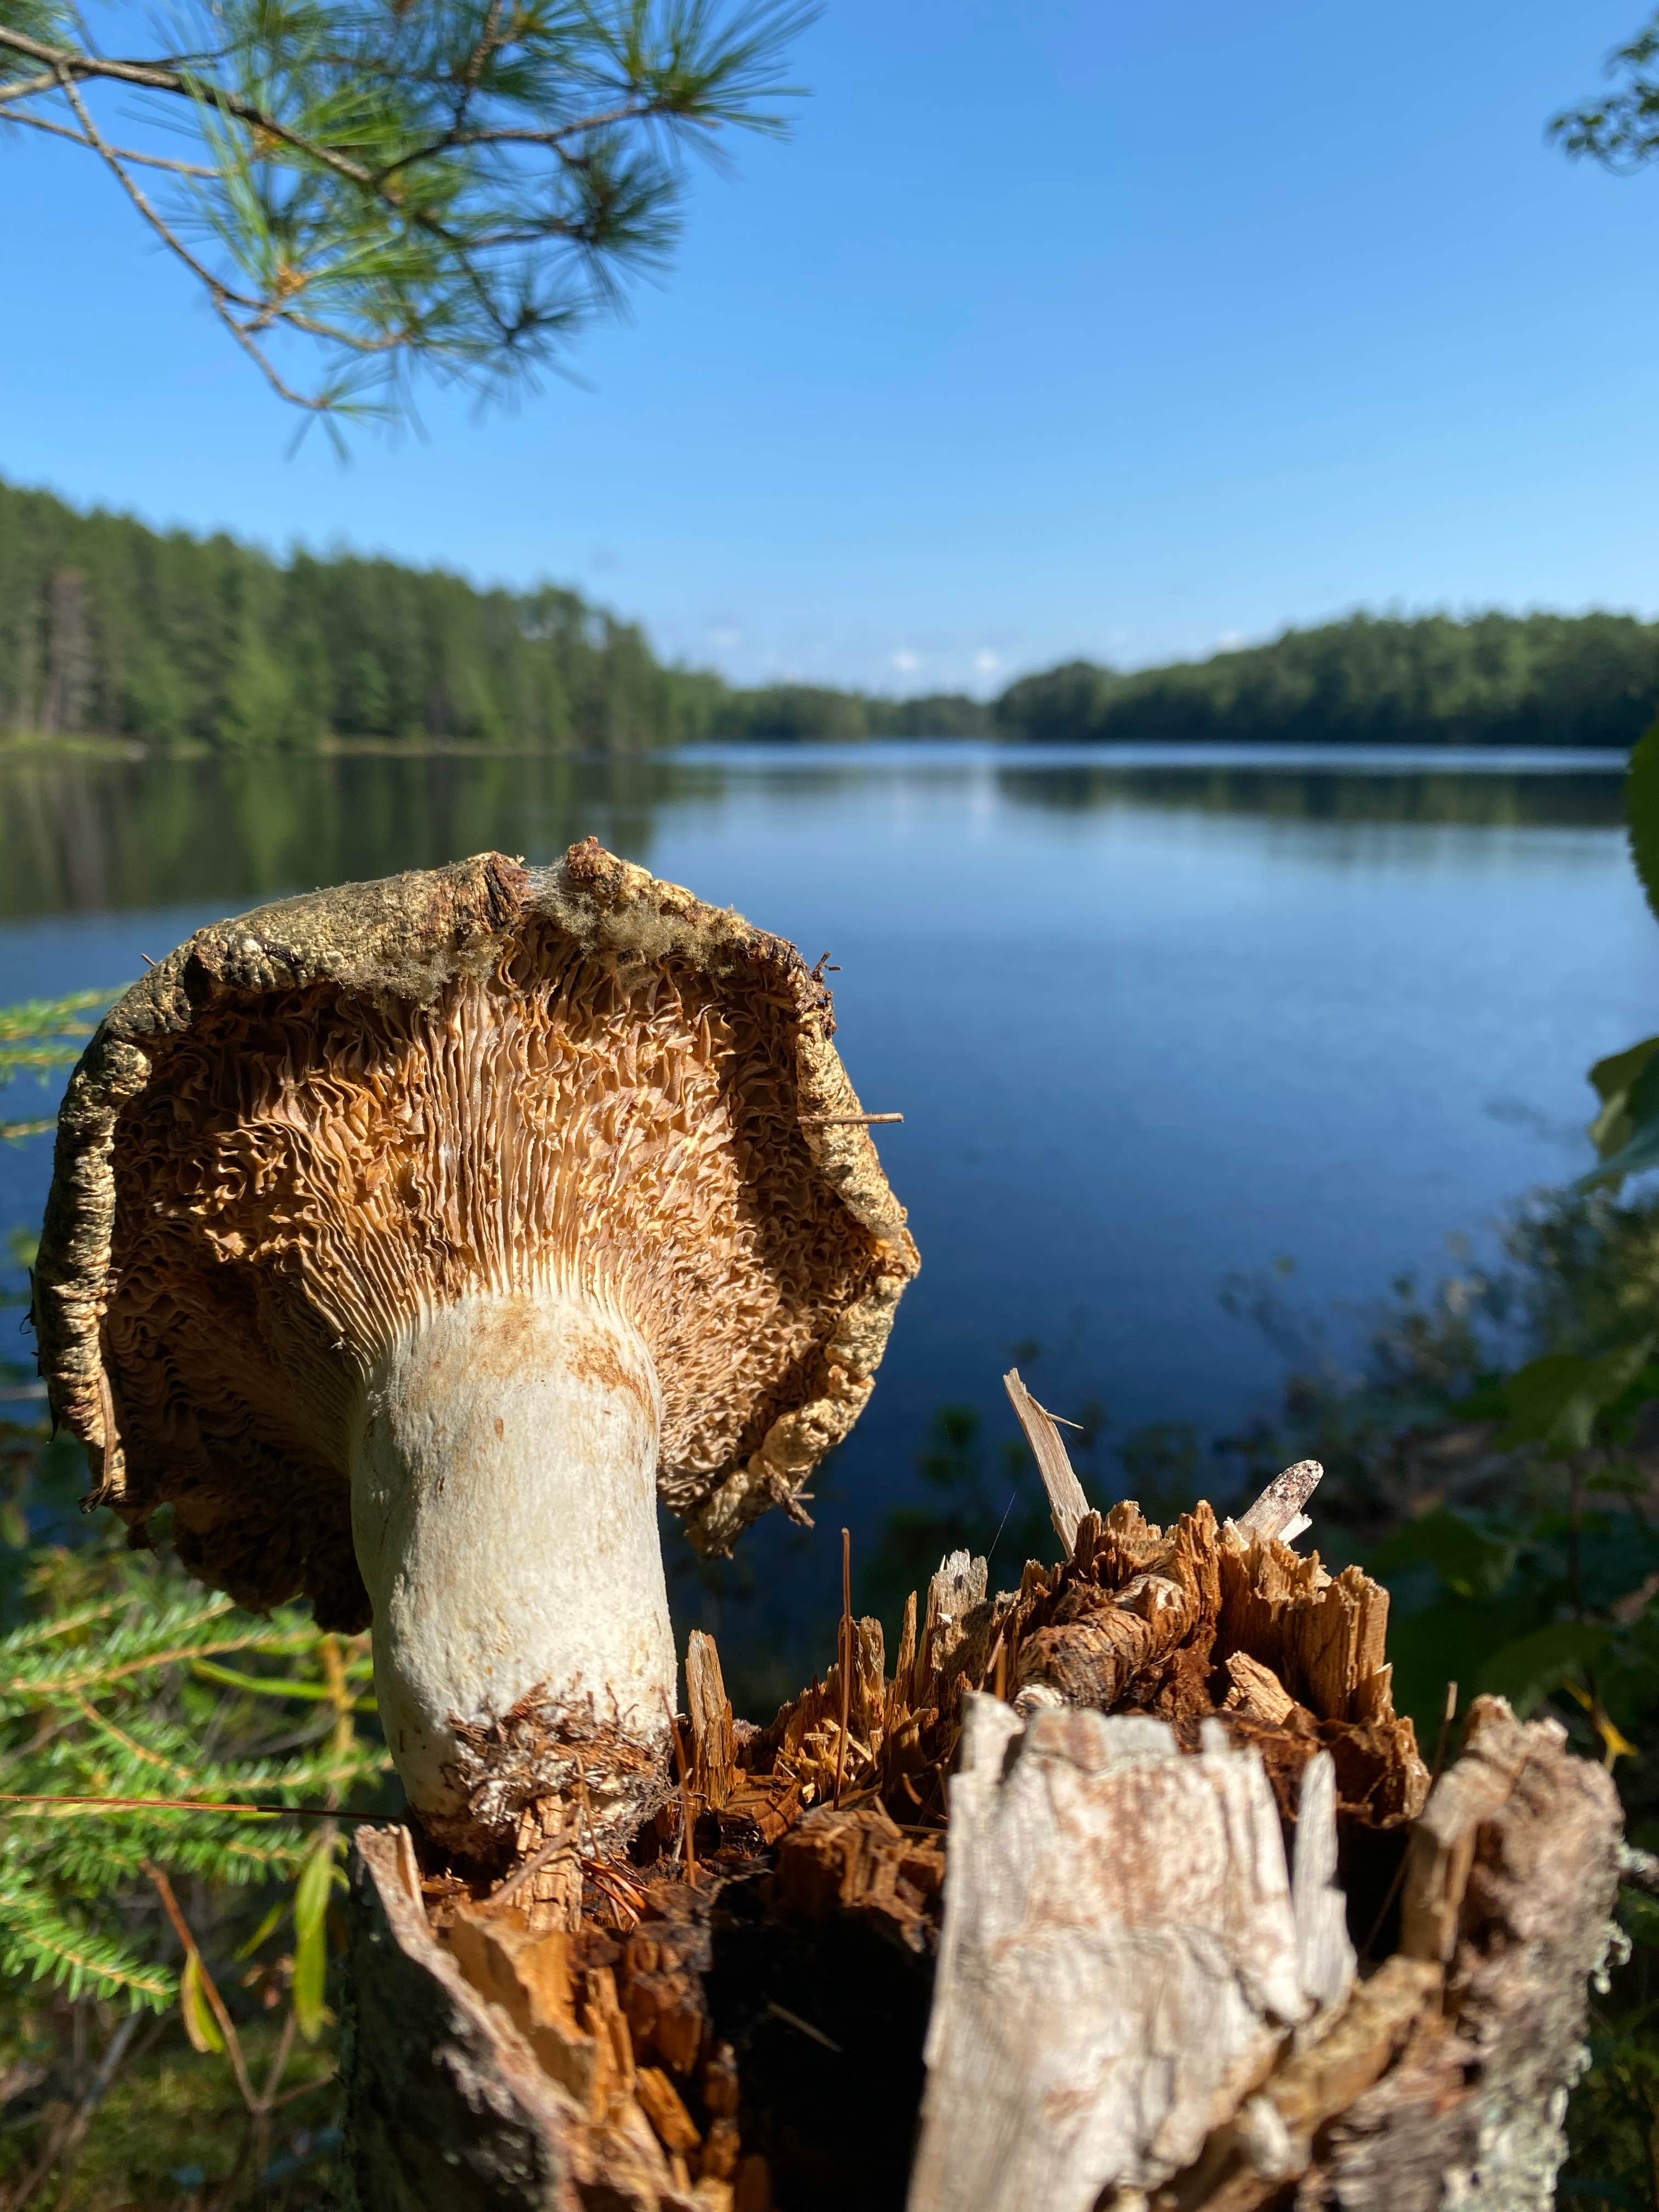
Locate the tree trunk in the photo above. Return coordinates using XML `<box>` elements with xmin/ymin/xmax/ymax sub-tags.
<box><xmin>343</xmin><ymin>1480</ymin><xmax>1623</xmax><ymax>2212</ymax></box>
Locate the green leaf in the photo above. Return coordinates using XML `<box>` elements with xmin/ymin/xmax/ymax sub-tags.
<box><xmin>1586</xmin><ymin>1462</ymin><xmax>1652</xmax><ymax>1497</ymax></box>
<box><xmin>1367</xmin><ymin>1509</ymin><xmax>1517</xmax><ymax>1601</ymax></box>
<box><xmin>291</xmin><ymin>1829</ymin><xmax>337</xmax><ymax>2042</ymax></box>
<box><xmin>1627</xmin><ymin>714</ymin><xmax>1659</xmax><ymax>926</ymax></box>
<box><xmin>234</xmin><ymin>1897</ymin><xmax>289</xmax><ymax>1962</ymax></box>
<box><xmin>1474</xmin><ymin>1619</ymin><xmax>1611</xmax><ymax>1716</ymax></box>
<box><xmin>1620</xmin><ymin>1887</ymin><xmax>1659</xmax><ymax>1951</ymax></box>
<box><xmin>1495</xmin><ymin>1342</ymin><xmax>1654</xmax><ymax>1455</ymax></box>
<box><xmin>1587</xmin><ymin>1035</ymin><xmax>1659</xmax><ymax>1158</ymax></box>
<box><xmin>1380</xmin><ymin>1593</ymin><xmax>1542</xmax><ymax>1745</ymax></box>
<box><xmin>180</xmin><ymin>1949</ymin><xmax>225</xmax><ymax>2053</ymax></box>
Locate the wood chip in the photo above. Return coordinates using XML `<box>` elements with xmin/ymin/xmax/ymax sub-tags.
<box><xmin>1003</xmin><ymin>1367</ymin><xmax>1091</xmax><ymax>1552</ymax></box>
<box><xmin>1291</xmin><ymin>1751</ymin><xmax>1356</xmax><ymax>2025</ymax></box>
<box><xmin>1234</xmin><ymin>1459</ymin><xmax>1323</xmax><ymax>1547</ymax></box>
<box><xmin>687</xmin><ymin>1631</ymin><xmax>737</xmax><ymax>1812</ymax></box>
<box><xmin>635</xmin><ymin>2064</ymin><xmax>702</xmax><ymax>2154</ymax></box>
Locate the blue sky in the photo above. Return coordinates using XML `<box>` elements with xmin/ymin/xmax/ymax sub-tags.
<box><xmin>3</xmin><ymin>0</ymin><xmax>1656</xmax><ymax>693</ymax></box>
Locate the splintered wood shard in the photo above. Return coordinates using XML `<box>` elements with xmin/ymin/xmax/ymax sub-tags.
<box><xmin>1235</xmin><ymin>1457</ymin><xmax>1323</xmax><ymax>1547</ymax></box>
<box><xmin>685</xmin><ymin>1629</ymin><xmax>736</xmax><ymax>1812</ymax></box>
<box><xmin>914</xmin><ymin>1549</ymin><xmax>988</xmax><ymax>1707</ymax></box>
<box><xmin>1003</xmin><ymin>1367</ymin><xmax>1091</xmax><ymax>1550</ymax></box>
<box><xmin>1291</xmin><ymin>1750</ymin><xmax>1356</xmax><ymax>2027</ymax></box>
<box><xmin>907</xmin><ymin>1696</ymin><xmax>1307</xmax><ymax>2212</ymax></box>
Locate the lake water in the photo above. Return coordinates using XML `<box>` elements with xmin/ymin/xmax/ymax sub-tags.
<box><xmin>2</xmin><ymin>742</ymin><xmax>1653</xmax><ymax>1685</ymax></box>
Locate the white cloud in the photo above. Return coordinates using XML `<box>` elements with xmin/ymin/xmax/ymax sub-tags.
<box><xmin>890</xmin><ymin>647</ymin><xmax>923</xmax><ymax>675</ymax></box>
<box><xmin>973</xmin><ymin>649</ymin><xmax>1002</xmax><ymax>677</ymax></box>
<box><xmin>1215</xmin><ymin>630</ymin><xmax>1245</xmax><ymax>651</ymax></box>
<box><xmin>708</xmin><ymin>627</ymin><xmax>742</xmax><ymax>650</ymax></box>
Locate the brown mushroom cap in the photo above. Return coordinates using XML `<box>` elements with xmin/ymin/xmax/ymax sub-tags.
<box><xmin>34</xmin><ymin>841</ymin><xmax>918</xmax><ymax>1630</ymax></box>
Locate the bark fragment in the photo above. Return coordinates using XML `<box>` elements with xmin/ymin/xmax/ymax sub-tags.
<box><xmin>907</xmin><ymin>1700</ymin><xmax>1307</xmax><ymax>2212</ymax></box>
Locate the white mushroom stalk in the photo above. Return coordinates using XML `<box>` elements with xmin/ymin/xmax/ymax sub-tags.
<box><xmin>33</xmin><ymin>845</ymin><xmax>919</xmax><ymax>1866</ymax></box>
<box><xmin>352</xmin><ymin>1289</ymin><xmax>674</xmax><ymax>1852</ymax></box>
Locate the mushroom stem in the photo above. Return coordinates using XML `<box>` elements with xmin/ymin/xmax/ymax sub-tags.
<box><xmin>348</xmin><ymin>1289</ymin><xmax>674</xmax><ymax>1861</ymax></box>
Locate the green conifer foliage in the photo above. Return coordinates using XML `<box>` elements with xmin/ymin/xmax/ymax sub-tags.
<box><xmin>0</xmin><ymin>0</ymin><xmax>811</xmax><ymax>426</ymax></box>
<box><xmin>0</xmin><ymin>1015</ymin><xmax>392</xmax><ymax>2200</ymax></box>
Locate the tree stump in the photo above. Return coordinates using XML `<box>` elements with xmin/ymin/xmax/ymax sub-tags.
<box><xmin>343</xmin><ymin>1487</ymin><xmax>1623</xmax><ymax>2211</ymax></box>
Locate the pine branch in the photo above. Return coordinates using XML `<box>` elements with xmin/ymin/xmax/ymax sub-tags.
<box><xmin>0</xmin><ymin>1603</ymin><xmax>326</xmax><ymax>1703</ymax></box>
<box><xmin>0</xmin><ymin>988</ymin><xmax>119</xmax><ymax>1081</ymax></box>
<box><xmin>1551</xmin><ymin>15</ymin><xmax>1659</xmax><ymax>173</ymax></box>
<box><xmin>0</xmin><ymin>0</ymin><xmax>816</xmax><ymax>421</ymax></box>
<box><xmin>0</xmin><ymin>1874</ymin><xmax>176</xmax><ymax>2008</ymax></box>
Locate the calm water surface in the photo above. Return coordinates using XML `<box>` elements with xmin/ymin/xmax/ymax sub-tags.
<box><xmin>2</xmin><ymin>742</ymin><xmax>1652</xmax><ymax>1673</ymax></box>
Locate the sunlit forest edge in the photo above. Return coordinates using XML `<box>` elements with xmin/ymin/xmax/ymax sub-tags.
<box><xmin>5</xmin><ymin>477</ymin><xmax>1658</xmax><ymax>754</ymax></box>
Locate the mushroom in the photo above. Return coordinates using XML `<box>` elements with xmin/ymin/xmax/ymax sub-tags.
<box><xmin>33</xmin><ymin>842</ymin><xmax>917</xmax><ymax>1860</ymax></box>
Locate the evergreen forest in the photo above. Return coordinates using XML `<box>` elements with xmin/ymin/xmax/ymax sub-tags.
<box><xmin>4</xmin><ymin>476</ymin><xmax>1658</xmax><ymax>751</ymax></box>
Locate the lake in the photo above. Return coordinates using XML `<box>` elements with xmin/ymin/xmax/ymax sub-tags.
<box><xmin>2</xmin><ymin>741</ymin><xmax>1652</xmax><ymax>1688</ymax></box>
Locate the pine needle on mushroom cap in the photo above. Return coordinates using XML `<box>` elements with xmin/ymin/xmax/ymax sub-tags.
<box><xmin>33</xmin><ymin>840</ymin><xmax>919</xmax><ymax>1635</ymax></box>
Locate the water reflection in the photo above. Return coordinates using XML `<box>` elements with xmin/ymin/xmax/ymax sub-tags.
<box><xmin>0</xmin><ymin>743</ymin><xmax>1628</xmax><ymax>917</ymax></box>
<box><xmin>994</xmin><ymin>763</ymin><xmax>1626</xmax><ymax>828</ymax></box>
<box><xmin>0</xmin><ymin>751</ymin><xmax>721</xmax><ymax>918</ymax></box>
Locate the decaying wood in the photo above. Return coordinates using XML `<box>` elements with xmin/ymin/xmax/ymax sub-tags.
<box><xmin>345</xmin><ymin>1828</ymin><xmax>693</xmax><ymax>2212</ymax></box>
<box><xmin>1234</xmin><ymin>1457</ymin><xmax>1323</xmax><ymax>1547</ymax></box>
<box><xmin>345</xmin><ymin>1465</ymin><xmax>1625</xmax><ymax>2212</ymax></box>
<box><xmin>1290</xmin><ymin>1751</ymin><xmax>1357</xmax><ymax>2028</ymax></box>
<box><xmin>907</xmin><ymin>1698</ymin><xmax>1310</xmax><ymax>2212</ymax></box>
<box><xmin>685</xmin><ymin>1633</ymin><xmax>737</xmax><ymax>1813</ymax></box>
<box><xmin>1314</xmin><ymin>1696</ymin><xmax>1624</xmax><ymax>2212</ymax></box>
<box><xmin>1002</xmin><ymin>1367</ymin><xmax>1091</xmax><ymax>1550</ymax></box>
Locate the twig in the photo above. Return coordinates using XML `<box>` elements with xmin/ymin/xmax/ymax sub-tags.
<box><xmin>5</xmin><ymin>2009</ymin><xmax>149</xmax><ymax>2212</ymax></box>
<box><xmin>764</xmin><ymin>2000</ymin><xmax>842</xmax><ymax>2054</ymax></box>
<box><xmin>0</xmin><ymin>1791</ymin><xmax>366</xmax><ymax>1820</ymax></box>
<box><xmin>144</xmin><ymin>1862</ymin><xmax>257</xmax><ymax>2109</ymax></box>
<box><xmin>0</xmin><ymin>26</ymin><xmax>382</xmax><ymax>189</ymax></box>
<box><xmin>833</xmin><ymin>1528</ymin><xmax>855</xmax><ymax>1809</ymax></box>
<box><xmin>269</xmin><ymin>2066</ymin><xmax>337</xmax><ymax>2110</ymax></box>
<box><xmin>1</xmin><ymin>106</ymin><xmax>216</xmax><ymax>172</ymax></box>
<box><xmin>71</xmin><ymin>1691</ymin><xmax>198</xmax><ymax>1785</ymax></box>
<box><xmin>669</xmin><ymin>1716</ymin><xmax>697</xmax><ymax>1888</ymax></box>
<box><xmin>799</xmin><ymin>1111</ymin><xmax>904</xmax><ymax>1126</ymax></box>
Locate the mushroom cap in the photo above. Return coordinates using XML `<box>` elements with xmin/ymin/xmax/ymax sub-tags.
<box><xmin>34</xmin><ymin>842</ymin><xmax>918</xmax><ymax>1630</ymax></box>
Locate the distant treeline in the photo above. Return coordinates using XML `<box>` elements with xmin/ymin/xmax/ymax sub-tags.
<box><xmin>994</xmin><ymin>613</ymin><xmax>1659</xmax><ymax>750</ymax></box>
<box><xmin>2</xmin><ymin>478</ymin><xmax>1654</xmax><ymax>750</ymax></box>
<box><xmin>0</xmin><ymin>478</ymin><xmax>988</xmax><ymax>751</ymax></box>
<box><xmin>0</xmin><ymin>478</ymin><xmax>724</xmax><ymax>751</ymax></box>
